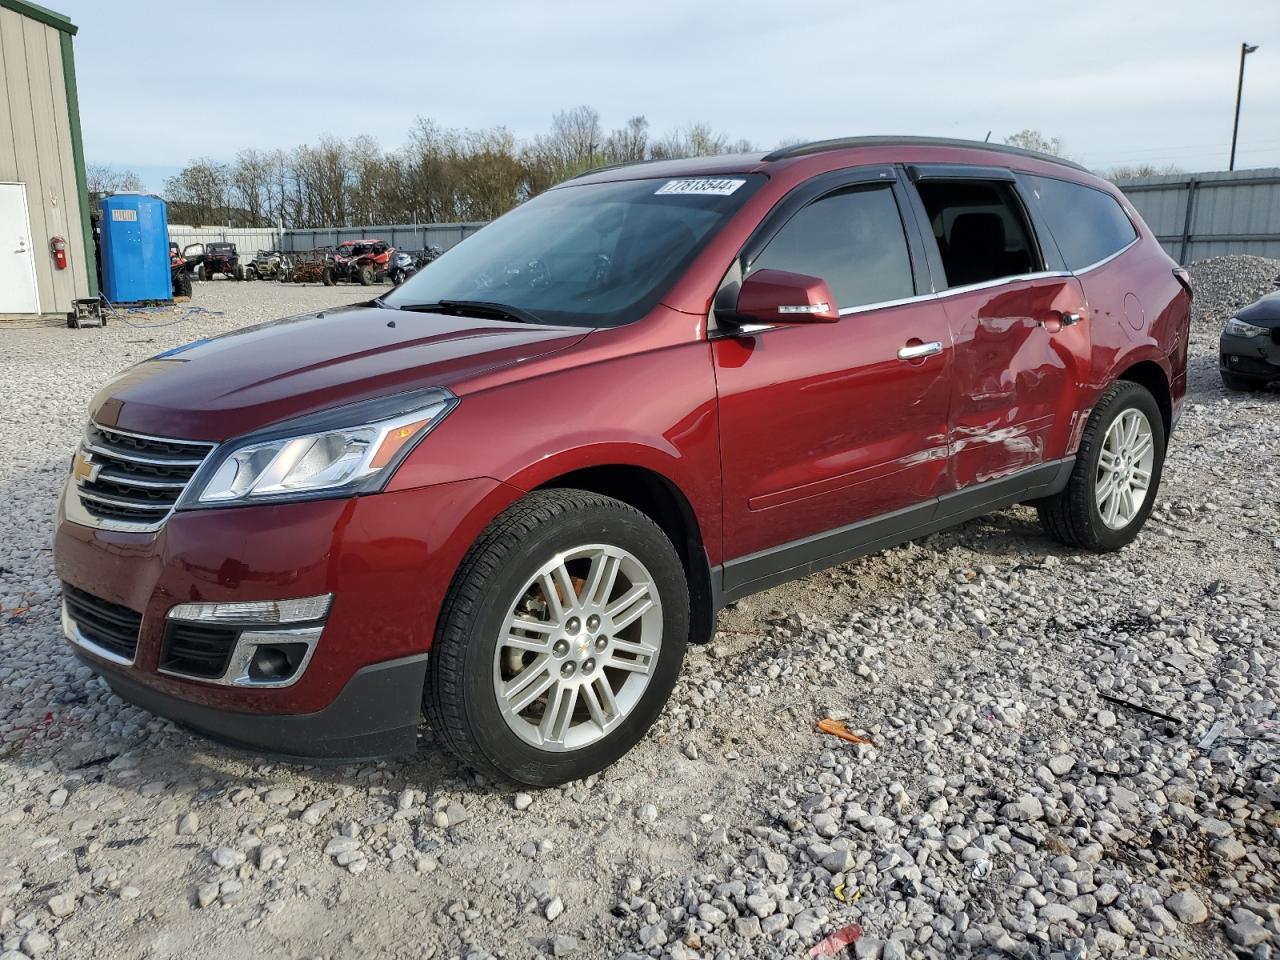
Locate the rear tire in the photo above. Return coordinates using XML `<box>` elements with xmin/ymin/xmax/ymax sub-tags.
<box><xmin>428</xmin><ymin>489</ymin><xmax>690</xmax><ymax>787</ymax></box>
<box><xmin>322</xmin><ymin>268</ymin><xmax>334</xmax><ymax>286</ymax></box>
<box><xmin>1221</xmin><ymin>370</ymin><xmax>1266</xmax><ymax>392</ymax></box>
<box><xmin>358</xmin><ymin>264</ymin><xmax>374</xmax><ymax>286</ymax></box>
<box><xmin>1037</xmin><ymin>380</ymin><xmax>1165</xmax><ymax>552</ymax></box>
<box><xmin>172</xmin><ymin>270</ymin><xmax>192</xmax><ymax>299</ymax></box>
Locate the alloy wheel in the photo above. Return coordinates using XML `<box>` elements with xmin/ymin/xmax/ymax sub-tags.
<box><xmin>493</xmin><ymin>544</ymin><xmax>663</xmax><ymax>752</ymax></box>
<box><xmin>1095</xmin><ymin>408</ymin><xmax>1155</xmax><ymax>529</ymax></box>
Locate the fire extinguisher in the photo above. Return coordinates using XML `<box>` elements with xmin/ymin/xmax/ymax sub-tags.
<box><xmin>50</xmin><ymin>236</ymin><xmax>68</xmax><ymax>270</ymax></box>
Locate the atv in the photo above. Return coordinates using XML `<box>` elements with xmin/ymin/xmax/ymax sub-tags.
<box><xmin>324</xmin><ymin>239</ymin><xmax>394</xmax><ymax>286</ymax></box>
<box><xmin>250</xmin><ymin>249</ymin><xmax>292</xmax><ymax>282</ymax></box>
<box><xmin>388</xmin><ymin>245</ymin><xmax>443</xmax><ymax>285</ymax></box>
<box><xmin>169</xmin><ymin>243</ymin><xmax>193</xmax><ymax>299</ymax></box>
<box><xmin>203</xmin><ymin>241</ymin><xmax>245</xmax><ymax>280</ymax></box>
<box><xmin>180</xmin><ymin>242</ymin><xmax>208</xmax><ymax>281</ymax></box>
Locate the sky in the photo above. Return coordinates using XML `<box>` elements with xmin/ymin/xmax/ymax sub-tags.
<box><xmin>56</xmin><ymin>0</ymin><xmax>1280</xmax><ymax>193</ymax></box>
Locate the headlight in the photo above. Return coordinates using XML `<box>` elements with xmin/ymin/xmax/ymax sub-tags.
<box><xmin>1224</xmin><ymin>317</ymin><xmax>1268</xmax><ymax>338</ymax></box>
<box><xmin>188</xmin><ymin>388</ymin><xmax>456</xmax><ymax>507</ymax></box>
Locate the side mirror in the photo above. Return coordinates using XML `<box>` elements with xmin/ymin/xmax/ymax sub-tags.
<box><xmin>735</xmin><ymin>268</ymin><xmax>840</xmax><ymax>324</ymax></box>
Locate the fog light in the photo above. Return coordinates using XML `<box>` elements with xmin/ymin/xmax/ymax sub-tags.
<box><xmin>248</xmin><ymin>643</ymin><xmax>310</xmax><ymax>682</ymax></box>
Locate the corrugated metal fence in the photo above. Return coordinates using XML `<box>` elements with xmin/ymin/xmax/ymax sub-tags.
<box><xmin>168</xmin><ymin>223</ymin><xmax>488</xmax><ymax>256</ymax></box>
<box><xmin>280</xmin><ymin>223</ymin><xmax>487</xmax><ymax>253</ymax></box>
<box><xmin>169</xmin><ymin>225</ymin><xmax>281</xmax><ymax>254</ymax></box>
<box><xmin>1114</xmin><ymin>168</ymin><xmax>1280</xmax><ymax>263</ymax></box>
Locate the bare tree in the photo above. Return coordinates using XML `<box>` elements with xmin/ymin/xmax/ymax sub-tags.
<box><xmin>1104</xmin><ymin>163</ymin><xmax>1183</xmax><ymax>182</ymax></box>
<box><xmin>164</xmin><ymin>159</ymin><xmax>230</xmax><ymax>225</ymax></box>
<box><xmin>159</xmin><ymin>107</ymin><xmax>760</xmax><ymax>231</ymax></box>
<box><xmin>86</xmin><ymin>163</ymin><xmax>144</xmax><ymax>196</ymax></box>
<box><xmin>1003</xmin><ymin>129</ymin><xmax>1066</xmax><ymax>157</ymax></box>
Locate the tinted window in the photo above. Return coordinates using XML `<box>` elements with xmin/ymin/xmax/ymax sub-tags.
<box><xmin>915</xmin><ymin>180</ymin><xmax>1041</xmax><ymax>288</ymax></box>
<box><xmin>385</xmin><ymin>175</ymin><xmax>765</xmax><ymax>327</ymax></box>
<box><xmin>747</xmin><ymin>186</ymin><xmax>914</xmax><ymax>310</ymax></box>
<box><xmin>1027</xmin><ymin>175</ymin><xmax>1137</xmax><ymax>270</ymax></box>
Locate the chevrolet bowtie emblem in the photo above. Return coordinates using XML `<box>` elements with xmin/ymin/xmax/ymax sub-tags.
<box><xmin>72</xmin><ymin>451</ymin><xmax>101</xmax><ymax>485</ymax></box>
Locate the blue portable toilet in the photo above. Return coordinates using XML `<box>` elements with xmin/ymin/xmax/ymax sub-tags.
<box><xmin>99</xmin><ymin>194</ymin><xmax>171</xmax><ymax>303</ymax></box>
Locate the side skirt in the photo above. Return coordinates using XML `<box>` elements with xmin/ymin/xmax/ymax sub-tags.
<box><xmin>716</xmin><ymin>458</ymin><xmax>1073</xmax><ymax>605</ymax></box>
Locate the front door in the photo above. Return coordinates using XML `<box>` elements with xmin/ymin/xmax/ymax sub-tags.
<box><xmin>0</xmin><ymin>183</ymin><xmax>40</xmax><ymax>314</ymax></box>
<box><xmin>713</xmin><ymin>177</ymin><xmax>952</xmax><ymax>592</ymax></box>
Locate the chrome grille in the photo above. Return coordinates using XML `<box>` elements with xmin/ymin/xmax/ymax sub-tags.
<box><xmin>75</xmin><ymin>424</ymin><xmax>214</xmax><ymax>529</ymax></box>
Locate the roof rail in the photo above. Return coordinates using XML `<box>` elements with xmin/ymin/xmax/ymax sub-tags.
<box><xmin>762</xmin><ymin>136</ymin><xmax>1090</xmax><ymax>173</ymax></box>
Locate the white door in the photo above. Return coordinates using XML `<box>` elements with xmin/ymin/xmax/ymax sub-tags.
<box><xmin>0</xmin><ymin>183</ymin><xmax>40</xmax><ymax>314</ymax></box>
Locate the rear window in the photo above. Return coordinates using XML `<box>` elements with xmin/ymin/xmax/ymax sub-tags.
<box><xmin>1026</xmin><ymin>175</ymin><xmax>1137</xmax><ymax>271</ymax></box>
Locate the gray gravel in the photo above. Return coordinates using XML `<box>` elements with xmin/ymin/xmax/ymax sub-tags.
<box><xmin>1</xmin><ymin>266</ymin><xmax>1277</xmax><ymax>960</ymax></box>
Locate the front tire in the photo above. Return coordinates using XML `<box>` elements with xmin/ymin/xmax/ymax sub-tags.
<box><xmin>1038</xmin><ymin>381</ymin><xmax>1166</xmax><ymax>552</ymax></box>
<box><xmin>428</xmin><ymin>489</ymin><xmax>689</xmax><ymax>786</ymax></box>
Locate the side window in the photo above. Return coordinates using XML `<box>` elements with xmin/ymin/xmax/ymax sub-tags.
<box><xmin>1027</xmin><ymin>175</ymin><xmax>1137</xmax><ymax>270</ymax></box>
<box><xmin>747</xmin><ymin>185</ymin><xmax>914</xmax><ymax>311</ymax></box>
<box><xmin>914</xmin><ymin>179</ymin><xmax>1042</xmax><ymax>288</ymax></box>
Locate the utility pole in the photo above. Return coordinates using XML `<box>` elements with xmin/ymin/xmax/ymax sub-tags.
<box><xmin>1229</xmin><ymin>42</ymin><xmax>1259</xmax><ymax>171</ymax></box>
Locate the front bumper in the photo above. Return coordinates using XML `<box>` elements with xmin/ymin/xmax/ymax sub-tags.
<box><xmin>54</xmin><ymin>474</ymin><xmax>520</xmax><ymax>758</ymax></box>
<box><xmin>84</xmin><ymin>649</ymin><xmax>429</xmax><ymax>761</ymax></box>
<box><xmin>1220</xmin><ymin>332</ymin><xmax>1280</xmax><ymax>382</ymax></box>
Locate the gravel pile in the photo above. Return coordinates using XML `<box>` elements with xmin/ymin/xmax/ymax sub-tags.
<box><xmin>1187</xmin><ymin>255</ymin><xmax>1280</xmax><ymax>328</ymax></box>
<box><xmin>0</xmin><ymin>267</ymin><xmax>1277</xmax><ymax>960</ymax></box>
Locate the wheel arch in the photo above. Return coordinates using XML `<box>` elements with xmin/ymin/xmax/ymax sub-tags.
<box><xmin>1116</xmin><ymin>358</ymin><xmax>1172</xmax><ymax>440</ymax></box>
<box><xmin>532</xmin><ymin>463</ymin><xmax>717</xmax><ymax>645</ymax></box>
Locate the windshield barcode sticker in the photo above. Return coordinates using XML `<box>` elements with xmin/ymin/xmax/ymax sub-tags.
<box><xmin>655</xmin><ymin>178</ymin><xmax>746</xmax><ymax>196</ymax></box>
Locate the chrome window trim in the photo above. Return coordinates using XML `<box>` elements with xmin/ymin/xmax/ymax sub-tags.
<box><xmin>157</xmin><ymin>624</ymin><xmax>323</xmax><ymax>688</ymax></box>
<box><xmin>834</xmin><ymin>270</ymin><xmax>1075</xmax><ymax>317</ymax></box>
<box><xmin>1071</xmin><ymin>235</ymin><xmax>1140</xmax><ymax>276</ymax></box>
<box><xmin>62</xmin><ymin>601</ymin><xmax>136</xmax><ymax>667</ymax></box>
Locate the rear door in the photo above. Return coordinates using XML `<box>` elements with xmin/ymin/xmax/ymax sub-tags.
<box><xmin>904</xmin><ymin>166</ymin><xmax>1091</xmax><ymax>487</ymax></box>
<box><xmin>713</xmin><ymin>168</ymin><xmax>953</xmax><ymax>586</ymax></box>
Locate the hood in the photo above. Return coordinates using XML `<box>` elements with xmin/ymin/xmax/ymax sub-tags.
<box><xmin>1235</xmin><ymin>290</ymin><xmax>1280</xmax><ymax>327</ymax></box>
<box><xmin>93</xmin><ymin>304</ymin><xmax>590</xmax><ymax>441</ymax></box>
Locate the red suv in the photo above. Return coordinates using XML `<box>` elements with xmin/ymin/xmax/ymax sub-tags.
<box><xmin>55</xmin><ymin>138</ymin><xmax>1190</xmax><ymax>786</ymax></box>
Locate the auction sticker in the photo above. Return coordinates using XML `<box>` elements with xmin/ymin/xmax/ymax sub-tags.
<box><xmin>654</xmin><ymin>178</ymin><xmax>746</xmax><ymax>196</ymax></box>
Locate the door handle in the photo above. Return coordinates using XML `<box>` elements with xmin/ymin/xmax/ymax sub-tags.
<box><xmin>898</xmin><ymin>340</ymin><xmax>942</xmax><ymax>361</ymax></box>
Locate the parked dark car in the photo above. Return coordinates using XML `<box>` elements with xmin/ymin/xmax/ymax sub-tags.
<box><xmin>1220</xmin><ymin>291</ymin><xmax>1280</xmax><ymax>390</ymax></box>
<box><xmin>54</xmin><ymin>137</ymin><xmax>1189</xmax><ymax>786</ymax></box>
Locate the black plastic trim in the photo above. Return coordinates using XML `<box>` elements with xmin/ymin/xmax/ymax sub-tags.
<box><xmin>84</xmin><ymin>653</ymin><xmax>430</xmax><ymax>762</ymax></box>
<box><xmin>907</xmin><ymin>163</ymin><xmax>1017</xmax><ymax>182</ymax></box>
<box><xmin>719</xmin><ymin>459</ymin><xmax>1074</xmax><ymax>603</ymax></box>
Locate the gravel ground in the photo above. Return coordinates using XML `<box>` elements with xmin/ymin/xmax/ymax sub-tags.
<box><xmin>1</xmin><ymin>263</ymin><xmax>1278</xmax><ymax>960</ymax></box>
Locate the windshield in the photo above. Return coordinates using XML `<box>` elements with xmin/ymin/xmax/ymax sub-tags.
<box><xmin>383</xmin><ymin>174</ymin><xmax>765</xmax><ymax>327</ymax></box>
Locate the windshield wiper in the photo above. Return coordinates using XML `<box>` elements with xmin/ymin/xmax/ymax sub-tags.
<box><xmin>396</xmin><ymin>299</ymin><xmax>543</xmax><ymax>325</ymax></box>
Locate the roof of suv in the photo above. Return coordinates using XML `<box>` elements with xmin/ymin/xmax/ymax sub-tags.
<box><xmin>567</xmin><ymin>136</ymin><xmax>1091</xmax><ymax>187</ymax></box>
